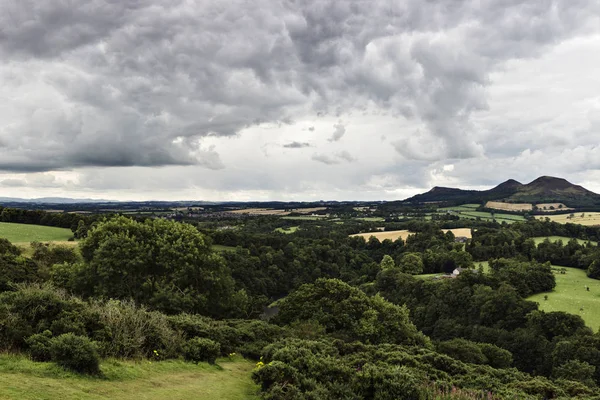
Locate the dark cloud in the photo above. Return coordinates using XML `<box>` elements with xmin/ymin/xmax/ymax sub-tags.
<box><xmin>336</xmin><ymin>151</ymin><xmax>356</xmax><ymax>162</ymax></box>
<box><xmin>0</xmin><ymin>0</ymin><xmax>598</xmax><ymax>174</ymax></box>
<box><xmin>283</xmin><ymin>141</ymin><xmax>311</xmax><ymax>148</ymax></box>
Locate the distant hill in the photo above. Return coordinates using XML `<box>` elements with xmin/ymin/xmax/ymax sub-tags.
<box><xmin>404</xmin><ymin>176</ymin><xmax>600</xmax><ymax>208</ymax></box>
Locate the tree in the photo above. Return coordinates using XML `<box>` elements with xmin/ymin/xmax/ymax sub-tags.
<box><xmin>380</xmin><ymin>255</ymin><xmax>395</xmax><ymax>271</ymax></box>
<box><xmin>396</xmin><ymin>253</ymin><xmax>424</xmax><ymax>275</ymax></box>
<box><xmin>79</xmin><ymin>216</ymin><xmax>236</xmax><ymax>316</ymax></box>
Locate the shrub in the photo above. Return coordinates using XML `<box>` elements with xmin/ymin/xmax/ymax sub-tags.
<box><xmin>25</xmin><ymin>330</ymin><xmax>53</xmax><ymax>361</ymax></box>
<box><xmin>184</xmin><ymin>337</ymin><xmax>220</xmax><ymax>364</ymax></box>
<box><xmin>49</xmin><ymin>333</ymin><xmax>100</xmax><ymax>374</ymax></box>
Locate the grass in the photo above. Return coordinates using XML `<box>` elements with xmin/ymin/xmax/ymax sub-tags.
<box><xmin>532</xmin><ymin>236</ymin><xmax>598</xmax><ymax>246</ymax></box>
<box><xmin>212</xmin><ymin>245</ymin><xmax>237</xmax><ymax>252</ymax></box>
<box><xmin>537</xmin><ymin>212</ymin><xmax>600</xmax><ymax>226</ymax></box>
<box><xmin>281</xmin><ymin>216</ymin><xmax>324</xmax><ymax>220</ymax></box>
<box><xmin>0</xmin><ymin>222</ymin><xmax>73</xmax><ymax>243</ymax></box>
<box><xmin>528</xmin><ymin>266</ymin><xmax>600</xmax><ymax>332</ymax></box>
<box><xmin>438</xmin><ymin>204</ymin><xmax>480</xmax><ymax>211</ymax></box>
<box><xmin>0</xmin><ymin>354</ymin><xmax>258</xmax><ymax>400</ymax></box>
<box><xmin>274</xmin><ymin>226</ymin><xmax>299</xmax><ymax>234</ymax></box>
<box><xmin>355</xmin><ymin>217</ymin><xmax>385</xmax><ymax>222</ymax></box>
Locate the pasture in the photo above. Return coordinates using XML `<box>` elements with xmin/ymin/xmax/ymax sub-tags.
<box><xmin>532</xmin><ymin>236</ymin><xmax>598</xmax><ymax>247</ymax></box>
<box><xmin>212</xmin><ymin>244</ymin><xmax>237</xmax><ymax>252</ymax></box>
<box><xmin>537</xmin><ymin>212</ymin><xmax>600</xmax><ymax>226</ymax></box>
<box><xmin>528</xmin><ymin>266</ymin><xmax>600</xmax><ymax>332</ymax></box>
<box><xmin>350</xmin><ymin>228</ymin><xmax>472</xmax><ymax>242</ymax></box>
<box><xmin>227</xmin><ymin>207</ymin><xmax>327</xmax><ymax>216</ymax></box>
<box><xmin>438</xmin><ymin>204</ymin><xmax>480</xmax><ymax>212</ymax></box>
<box><xmin>274</xmin><ymin>226</ymin><xmax>300</xmax><ymax>234</ymax></box>
<box><xmin>0</xmin><ymin>222</ymin><xmax>73</xmax><ymax>243</ymax></box>
<box><xmin>0</xmin><ymin>355</ymin><xmax>258</xmax><ymax>400</ymax></box>
<box><xmin>458</xmin><ymin>211</ymin><xmax>526</xmax><ymax>223</ymax></box>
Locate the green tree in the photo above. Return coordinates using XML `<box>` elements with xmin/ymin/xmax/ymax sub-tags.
<box><xmin>79</xmin><ymin>217</ymin><xmax>236</xmax><ymax>316</ymax></box>
<box><xmin>380</xmin><ymin>255</ymin><xmax>395</xmax><ymax>271</ymax></box>
<box><xmin>396</xmin><ymin>252</ymin><xmax>424</xmax><ymax>275</ymax></box>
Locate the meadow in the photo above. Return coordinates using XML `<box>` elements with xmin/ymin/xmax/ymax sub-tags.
<box><xmin>274</xmin><ymin>226</ymin><xmax>300</xmax><ymax>234</ymax></box>
<box><xmin>532</xmin><ymin>236</ymin><xmax>598</xmax><ymax>246</ymax></box>
<box><xmin>0</xmin><ymin>222</ymin><xmax>73</xmax><ymax>243</ymax></box>
<box><xmin>0</xmin><ymin>355</ymin><xmax>258</xmax><ymax>400</ymax></box>
<box><xmin>528</xmin><ymin>266</ymin><xmax>600</xmax><ymax>331</ymax></box>
<box><xmin>537</xmin><ymin>212</ymin><xmax>600</xmax><ymax>226</ymax></box>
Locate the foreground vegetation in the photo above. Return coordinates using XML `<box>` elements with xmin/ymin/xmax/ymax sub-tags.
<box><xmin>0</xmin><ymin>354</ymin><xmax>258</xmax><ymax>400</ymax></box>
<box><xmin>2</xmin><ymin>206</ymin><xmax>600</xmax><ymax>398</ymax></box>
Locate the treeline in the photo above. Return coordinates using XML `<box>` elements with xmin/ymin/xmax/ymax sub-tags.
<box><xmin>0</xmin><ymin>206</ymin><xmax>97</xmax><ymax>233</ymax></box>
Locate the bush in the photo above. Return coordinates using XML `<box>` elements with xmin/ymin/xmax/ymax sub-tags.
<box><xmin>49</xmin><ymin>333</ymin><xmax>100</xmax><ymax>374</ymax></box>
<box><xmin>25</xmin><ymin>330</ymin><xmax>53</xmax><ymax>361</ymax></box>
<box><xmin>184</xmin><ymin>337</ymin><xmax>220</xmax><ymax>364</ymax></box>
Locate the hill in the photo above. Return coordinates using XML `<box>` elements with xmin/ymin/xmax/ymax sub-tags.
<box><xmin>404</xmin><ymin>176</ymin><xmax>600</xmax><ymax>208</ymax></box>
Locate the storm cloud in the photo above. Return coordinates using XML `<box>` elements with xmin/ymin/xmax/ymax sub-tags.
<box><xmin>0</xmin><ymin>0</ymin><xmax>599</xmax><ymax>199</ymax></box>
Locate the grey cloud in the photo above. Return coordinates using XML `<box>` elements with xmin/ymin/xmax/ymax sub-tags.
<box><xmin>329</xmin><ymin>122</ymin><xmax>346</xmax><ymax>142</ymax></box>
<box><xmin>0</xmin><ymin>0</ymin><xmax>598</xmax><ymax>172</ymax></box>
<box><xmin>311</xmin><ymin>154</ymin><xmax>339</xmax><ymax>165</ymax></box>
<box><xmin>308</xmin><ymin>126</ymin><xmax>315</xmax><ymax>131</ymax></box>
<box><xmin>0</xmin><ymin>179</ymin><xmax>26</xmax><ymax>187</ymax></box>
<box><xmin>283</xmin><ymin>141</ymin><xmax>311</xmax><ymax>148</ymax></box>
<box><xmin>336</xmin><ymin>151</ymin><xmax>356</xmax><ymax>162</ymax></box>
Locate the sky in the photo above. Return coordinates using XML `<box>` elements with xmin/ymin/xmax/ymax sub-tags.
<box><xmin>1</xmin><ymin>0</ymin><xmax>600</xmax><ymax>202</ymax></box>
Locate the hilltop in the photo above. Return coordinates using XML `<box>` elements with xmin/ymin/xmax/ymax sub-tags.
<box><xmin>404</xmin><ymin>176</ymin><xmax>600</xmax><ymax>208</ymax></box>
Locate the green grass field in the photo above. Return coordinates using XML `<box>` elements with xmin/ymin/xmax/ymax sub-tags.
<box><xmin>212</xmin><ymin>245</ymin><xmax>237</xmax><ymax>252</ymax></box>
<box><xmin>532</xmin><ymin>236</ymin><xmax>598</xmax><ymax>246</ymax></box>
<box><xmin>281</xmin><ymin>216</ymin><xmax>324</xmax><ymax>220</ymax></box>
<box><xmin>0</xmin><ymin>355</ymin><xmax>258</xmax><ymax>400</ymax></box>
<box><xmin>438</xmin><ymin>204</ymin><xmax>481</xmax><ymax>211</ymax></box>
<box><xmin>0</xmin><ymin>222</ymin><xmax>73</xmax><ymax>243</ymax></box>
<box><xmin>355</xmin><ymin>217</ymin><xmax>385</xmax><ymax>222</ymax></box>
<box><xmin>528</xmin><ymin>266</ymin><xmax>600</xmax><ymax>332</ymax></box>
<box><xmin>274</xmin><ymin>226</ymin><xmax>299</xmax><ymax>234</ymax></box>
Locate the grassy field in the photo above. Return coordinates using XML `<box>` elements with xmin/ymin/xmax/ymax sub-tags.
<box><xmin>532</xmin><ymin>236</ymin><xmax>598</xmax><ymax>246</ymax></box>
<box><xmin>212</xmin><ymin>244</ymin><xmax>237</xmax><ymax>252</ymax></box>
<box><xmin>0</xmin><ymin>355</ymin><xmax>258</xmax><ymax>400</ymax></box>
<box><xmin>438</xmin><ymin>204</ymin><xmax>480</xmax><ymax>212</ymax></box>
<box><xmin>355</xmin><ymin>217</ymin><xmax>385</xmax><ymax>222</ymax></box>
<box><xmin>0</xmin><ymin>222</ymin><xmax>73</xmax><ymax>243</ymax></box>
<box><xmin>528</xmin><ymin>266</ymin><xmax>600</xmax><ymax>332</ymax></box>
<box><xmin>281</xmin><ymin>216</ymin><xmax>324</xmax><ymax>221</ymax></box>
<box><xmin>537</xmin><ymin>212</ymin><xmax>600</xmax><ymax>226</ymax></box>
<box><xmin>274</xmin><ymin>226</ymin><xmax>299</xmax><ymax>234</ymax></box>
<box><xmin>459</xmin><ymin>211</ymin><xmax>526</xmax><ymax>223</ymax></box>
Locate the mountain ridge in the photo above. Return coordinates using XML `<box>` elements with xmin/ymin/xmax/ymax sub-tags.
<box><xmin>404</xmin><ymin>176</ymin><xmax>600</xmax><ymax>208</ymax></box>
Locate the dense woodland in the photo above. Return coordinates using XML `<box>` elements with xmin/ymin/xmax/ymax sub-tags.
<box><xmin>2</xmin><ymin>207</ymin><xmax>600</xmax><ymax>398</ymax></box>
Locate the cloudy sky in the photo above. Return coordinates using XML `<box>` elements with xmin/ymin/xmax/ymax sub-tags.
<box><xmin>1</xmin><ymin>0</ymin><xmax>600</xmax><ymax>201</ymax></box>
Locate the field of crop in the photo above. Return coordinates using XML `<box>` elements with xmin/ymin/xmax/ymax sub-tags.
<box><xmin>485</xmin><ymin>201</ymin><xmax>532</xmax><ymax>211</ymax></box>
<box><xmin>281</xmin><ymin>216</ymin><xmax>325</xmax><ymax>220</ymax></box>
<box><xmin>528</xmin><ymin>266</ymin><xmax>600</xmax><ymax>331</ymax></box>
<box><xmin>532</xmin><ymin>236</ymin><xmax>598</xmax><ymax>246</ymax></box>
<box><xmin>350</xmin><ymin>228</ymin><xmax>472</xmax><ymax>242</ymax></box>
<box><xmin>0</xmin><ymin>355</ymin><xmax>258</xmax><ymax>400</ymax></box>
<box><xmin>536</xmin><ymin>203</ymin><xmax>572</xmax><ymax>212</ymax></box>
<box><xmin>355</xmin><ymin>217</ymin><xmax>385</xmax><ymax>222</ymax></box>
<box><xmin>537</xmin><ymin>212</ymin><xmax>600</xmax><ymax>226</ymax></box>
<box><xmin>0</xmin><ymin>222</ymin><xmax>73</xmax><ymax>243</ymax></box>
<box><xmin>227</xmin><ymin>207</ymin><xmax>327</xmax><ymax>216</ymax></box>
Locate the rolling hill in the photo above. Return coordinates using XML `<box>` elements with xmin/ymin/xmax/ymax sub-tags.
<box><xmin>404</xmin><ymin>176</ymin><xmax>600</xmax><ymax>208</ymax></box>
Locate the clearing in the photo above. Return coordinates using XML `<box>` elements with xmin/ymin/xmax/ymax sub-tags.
<box><xmin>350</xmin><ymin>228</ymin><xmax>472</xmax><ymax>242</ymax></box>
<box><xmin>532</xmin><ymin>236</ymin><xmax>598</xmax><ymax>246</ymax></box>
<box><xmin>274</xmin><ymin>226</ymin><xmax>299</xmax><ymax>234</ymax></box>
<box><xmin>528</xmin><ymin>266</ymin><xmax>600</xmax><ymax>332</ymax></box>
<box><xmin>537</xmin><ymin>212</ymin><xmax>600</xmax><ymax>226</ymax></box>
<box><xmin>0</xmin><ymin>355</ymin><xmax>258</xmax><ymax>400</ymax></box>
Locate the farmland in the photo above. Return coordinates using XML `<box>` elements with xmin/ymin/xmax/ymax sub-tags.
<box><xmin>528</xmin><ymin>266</ymin><xmax>600</xmax><ymax>331</ymax></box>
<box><xmin>0</xmin><ymin>355</ymin><xmax>258</xmax><ymax>400</ymax></box>
<box><xmin>532</xmin><ymin>236</ymin><xmax>598</xmax><ymax>246</ymax></box>
<box><xmin>537</xmin><ymin>212</ymin><xmax>600</xmax><ymax>226</ymax></box>
<box><xmin>485</xmin><ymin>201</ymin><xmax>532</xmax><ymax>211</ymax></box>
<box><xmin>437</xmin><ymin>204</ymin><xmax>526</xmax><ymax>223</ymax></box>
<box><xmin>0</xmin><ymin>222</ymin><xmax>73</xmax><ymax>243</ymax></box>
<box><xmin>227</xmin><ymin>207</ymin><xmax>326</xmax><ymax>216</ymax></box>
<box><xmin>350</xmin><ymin>228</ymin><xmax>472</xmax><ymax>242</ymax></box>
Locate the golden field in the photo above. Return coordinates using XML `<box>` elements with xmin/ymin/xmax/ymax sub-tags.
<box><xmin>350</xmin><ymin>228</ymin><xmax>472</xmax><ymax>241</ymax></box>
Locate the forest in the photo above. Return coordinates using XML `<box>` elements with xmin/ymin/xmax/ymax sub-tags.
<box><xmin>2</xmin><ymin>208</ymin><xmax>600</xmax><ymax>399</ymax></box>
